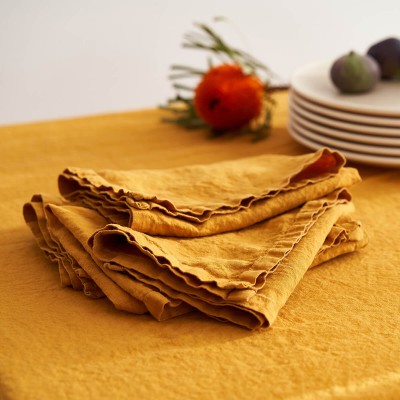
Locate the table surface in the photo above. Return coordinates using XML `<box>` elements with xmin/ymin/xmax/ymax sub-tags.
<box><xmin>1</xmin><ymin>92</ymin><xmax>399</xmax><ymax>400</ymax></box>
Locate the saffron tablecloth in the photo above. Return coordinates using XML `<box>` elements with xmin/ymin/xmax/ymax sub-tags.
<box><xmin>1</xmin><ymin>92</ymin><xmax>399</xmax><ymax>399</ymax></box>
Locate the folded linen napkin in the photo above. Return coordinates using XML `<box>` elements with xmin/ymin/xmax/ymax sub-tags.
<box><xmin>58</xmin><ymin>148</ymin><xmax>360</xmax><ymax>237</ymax></box>
<box><xmin>23</xmin><ymin>148</ymin><xmax>367</xmax><ymax>329</ymax></box>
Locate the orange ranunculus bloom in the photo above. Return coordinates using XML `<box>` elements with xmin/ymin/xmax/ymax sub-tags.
<box><xmin>194</xmin><ymin>64</ymin><xmax>264</xmax><ymax>131</ymax></box>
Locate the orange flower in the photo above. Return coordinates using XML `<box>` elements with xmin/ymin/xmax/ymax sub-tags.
<box><xmin>194</xmin><ymin>64</ymin><xmax>265</xmax><ymax>131</ymax></box>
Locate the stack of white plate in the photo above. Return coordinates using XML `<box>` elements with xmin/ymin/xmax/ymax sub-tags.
<box><xmin>289</xmin><ymin>61</ymin><xmax>400</xmax><ymax>167</ymax></box>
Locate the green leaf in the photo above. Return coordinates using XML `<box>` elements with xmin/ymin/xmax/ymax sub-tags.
<box><xmin>173</xmin><ymin>83</ymin><xmax>195</xmax><ymax>91</ymax></box>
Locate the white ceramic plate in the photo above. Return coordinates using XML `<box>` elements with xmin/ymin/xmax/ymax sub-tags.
<box><xmin>289</xmin><ymin>118</ymin><xmax>400</xmax><ymax>157</ymax></box>
<box><xmin>291</xmin><ymin>90</ymin><xmax>400</xmax><ymax>128</ymax></box>
<box><xmin>288</xmin><ymin>122</ymin><xmax>400</xmax><ymax>167</ymax></box>
<box><xmin>291</xmin><ymin>61</ymin><xmax>400</xmax><ymax>117</ymax></box>
<box><xmin>289</xmin><ymin>97</ymin><xmax>400</xmax><ymax>136</ymax></box>
<box><xmin>289</xmin><ymin>107</ymin><xmax>400</xmax><ymax>146</ymax></box>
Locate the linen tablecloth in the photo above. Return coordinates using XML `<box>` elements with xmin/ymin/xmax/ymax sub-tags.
<box><xmin>1</xmin><ymin>92</ymin><xmax>399</xmax><ymax>399</ymax></box>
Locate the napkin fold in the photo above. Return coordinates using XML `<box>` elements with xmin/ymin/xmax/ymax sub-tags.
<box><xmin>23</xmin><ymin>148</ymin><xmax>367</xmax><ymax>329</ymax></box>
<box><xmin>58</xmin><ymin>148</ymin><xmax>359</xmax><ymax>236</ymax></box>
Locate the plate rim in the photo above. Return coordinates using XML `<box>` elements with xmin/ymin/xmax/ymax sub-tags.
<box><xmin>288</xmin><ymin>122</ymin><xmax>400</xmax><ymax>167</ymax></box>
<box><xmin>289</xmin><ymin>106</ymin><xmax>400</xmax><ymax>146</ymax></box>
<box><xmin>289</xmin><ymin>117</ymin><xmax>400</xmax><ymax>157</ymax></box>
<box><xmin>291</xmin><ymin>90</ymin><xmax>400</xmax><ymax>128</ymax></box>
<box><xmin>289</xmin><ymin>97</ymin><xmax>400</xmax><ymax>137</ymax></box>
<box><xmin>291</xmin><ymin>61</ymin><xmax>400</xmax><ymax>117</ymax></box>
<box><xmin>290</xmin><ymin>111</ymin><xmax>400</xmax><ymax>147</ymax></box>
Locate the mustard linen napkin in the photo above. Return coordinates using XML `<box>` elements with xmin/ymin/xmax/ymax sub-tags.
<box><xmin>23</xmin><ymin>195</ymin><xmax>193</xmax><ymax>321</ymax></box>
<box><xmin>23</xmin><ymin>148</ymin><xmax>367</xmax><ymax>329</ymax></box>
<box><xmin>58</xmin><ymin>148</ymin><xmax>360</xmax><ymax>237</ymax></box>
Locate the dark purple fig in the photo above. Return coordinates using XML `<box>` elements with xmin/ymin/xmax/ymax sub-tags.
<box><xmin>367</xmin><ymin>37</ymin><xmax>400</xmax><ymax>79</ymax></box>
<box><xmin>330</xmin><ymin>51</ymin><xmax>380</xmax><ymax>93</ymax></box>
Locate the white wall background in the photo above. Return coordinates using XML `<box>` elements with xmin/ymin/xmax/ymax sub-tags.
<box><xmin>0</xmin><ymin>0</ymin><xmax>399</xmax><ymax>125</ymax></box>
